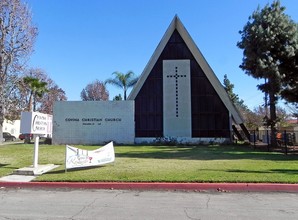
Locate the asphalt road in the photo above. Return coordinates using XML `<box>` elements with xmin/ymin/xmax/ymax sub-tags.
<box><xmin>0</xmin><ymin>188</ymin><xmax>297</xmax><ymax>220</ymax></box>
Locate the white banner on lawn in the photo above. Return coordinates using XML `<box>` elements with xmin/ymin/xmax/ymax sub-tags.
<box><xmin>65</xmin><ymin>142</ymin><xmax>115</xmax><ymax>169</ymax></box>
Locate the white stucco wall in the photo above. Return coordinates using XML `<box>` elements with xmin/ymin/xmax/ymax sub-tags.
<box><xmin>53</xmin><ymin>101</ymin><xmax>135</xmax><ymax>145</ymax></box>
<box><xmin>3</xmin><ymin>119</ymin><xmax>21</xmax><ymax>138</ymax></box>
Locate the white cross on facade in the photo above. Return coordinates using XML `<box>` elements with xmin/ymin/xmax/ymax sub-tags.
<box><xmin>166</xmin><ymin>67</ymin><xmax>187</xmax><ymax>117</ymax></box>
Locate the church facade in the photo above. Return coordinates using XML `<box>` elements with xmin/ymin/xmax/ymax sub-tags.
<box><xmin>128</xmin><ymin>16</ymin><xmax>244</xmax><ymax>144</ymax></box>
<box><xmin>53</xmin><ymin>16</ymin><xmax>245</xmax><ymax>145</ymax></box>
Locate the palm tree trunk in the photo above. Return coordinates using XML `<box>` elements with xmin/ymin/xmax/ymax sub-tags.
<box><xmin>33</xmin><ymin>95</ymin><xmax>36</xmax><ymax>112</ymax></box>
<box><xmin>28</xmin><ymin>91</ymin><xmax>33</xmax><ymax>112</ymax></box>
<box><xmin>124</xmin><ymin>89</ymin><xmax>127</xmax><ymax>100</ymax></box>
<box><xmin>25</xmin><ymin>92</ymin><xmax>33</xmax><ymax>143</ymax></box>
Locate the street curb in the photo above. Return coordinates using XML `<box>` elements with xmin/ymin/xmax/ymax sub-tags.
<box><xmin>1</xmin><ymin>182</ymin><xmax>298</xmax><ymax>192</ymax></box>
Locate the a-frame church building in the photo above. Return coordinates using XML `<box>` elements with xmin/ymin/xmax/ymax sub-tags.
<box><xmin>128</xmin><ymin>15</ymin><xmax>245</xmax><ymax>144</ymax></box>
<box><xmin>53</xmin><ymin>15</ymin><xmax>248</xmax><ymax>145</ymax></box>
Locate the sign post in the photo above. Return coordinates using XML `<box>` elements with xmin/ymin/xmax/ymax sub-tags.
<box><xmin>20</xmin><ymin>112</ymin><xmax>52</xmax><ymax>168</ymax></box>
<box><xmin>13</xmin><ymin>112</ymin><xmax>58</xmax><ymax>176</ymax></box>
<box><xmin>33</xmin><ymin>136</ymin><xmax>40</xmax><ymax>168</ymax></box>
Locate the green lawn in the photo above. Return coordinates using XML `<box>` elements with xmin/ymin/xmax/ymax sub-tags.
<box><xmin>1</xmin><ymin>143</ymin><xmax>298</xmax><ymax>183</ymax></box>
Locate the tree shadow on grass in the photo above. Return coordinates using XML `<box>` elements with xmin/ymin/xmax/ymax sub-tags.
<box><xmin>46</xmin><ymin>165</ymin><xmax>104</xmax><ymax>174</ymax></box>
<box><xmin>197</xmin><ymin>168</ymin><xmax>298</xmax><ymax>175</ymax></box>
<box><xmin>115</xmin><ymin>145</ymin><xmax>298</xmax><ymax>161</ymax></box>
<box><xmin>0</xmin><ymin>163</ymin><xmax>18</xmax><ymax>169</ymax></box>
<box><xmin>0</xmin><ymin>164</ymin><xmax>9</xmax><ymax>168</ymax></box>
<box><xmin>227</xmin><ymin>169</ymin><xmax>298</xmax><ymax>175</ymax></box>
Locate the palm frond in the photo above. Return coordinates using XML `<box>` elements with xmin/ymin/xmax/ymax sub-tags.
<box><xmin>105</xmin><ymin>78</ymin><xmax>123</xmax><ymax>88</ymax></box>
<box><xmin>127</xmin><ymin>76</ymin><xmax>139</xmax><ymax>87</ymax></box>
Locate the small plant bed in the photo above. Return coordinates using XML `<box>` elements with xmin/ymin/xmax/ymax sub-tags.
<box><xmin>0</xmin><ymin>144</ymin><xmax>298</xmax><ymax>183</ymax></box>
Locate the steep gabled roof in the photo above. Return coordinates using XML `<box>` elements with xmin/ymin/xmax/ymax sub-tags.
<box><xmin>128</xmin><ymin>15</ymin><xmax>243</xmax><ymax>124</ymax></box>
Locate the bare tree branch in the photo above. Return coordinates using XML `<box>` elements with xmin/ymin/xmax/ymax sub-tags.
<box><xmin>0</xmin><ymin>0</ymin><xmax>37</xmax><ymax>141</ymax></box>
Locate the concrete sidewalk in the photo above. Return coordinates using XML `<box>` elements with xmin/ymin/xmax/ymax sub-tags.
<box><xmin>1</xmin><ymin>180</ymin><xmax>298</xmax><ymax>192</ymax></box>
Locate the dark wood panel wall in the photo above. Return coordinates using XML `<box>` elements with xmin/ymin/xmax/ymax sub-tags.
<box><xmin>135</xmin><ymin>30</ymin><xmax>230</xmax><ymax>138</ymax></box>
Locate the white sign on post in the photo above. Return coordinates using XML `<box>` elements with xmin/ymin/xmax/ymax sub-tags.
<box><xmin>20</xmin><ymin>112</ymin><xmax>52</xmax><ymax>135</ymax></box>
<box><xmin>20</xmin><ymin>112</ymin><xmax>53</xmax><ymax>168</ymax></box>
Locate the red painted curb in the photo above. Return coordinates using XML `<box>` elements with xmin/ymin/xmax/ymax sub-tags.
<box><xmin>1</xmin><ymin>182</ymin><xmax>298</xmax><ymax>192</ymax></box>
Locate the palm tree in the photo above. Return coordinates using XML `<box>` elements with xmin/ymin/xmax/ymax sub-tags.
<box><xmin>105</xmin><ymin>71</ymin><xmax>138</xmax><ymax>100</ymax></box>
<box><xmin>23</xmin><ymin>76</ymin><xmax>48</xmax><ymax>112</ymax></box>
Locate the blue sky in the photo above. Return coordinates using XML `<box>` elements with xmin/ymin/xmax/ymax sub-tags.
<box><xmin>26</xmin><ymin>0</ymin><xmax>298</xmax><ymax>110</ymax></box>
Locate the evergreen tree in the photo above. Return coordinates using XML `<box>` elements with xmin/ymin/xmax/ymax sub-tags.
<box><xmin>113</xmin><ymin>94</ymin><xmax>122</xmax><ymax>101</ymax></box>
<box><xmin>223</xmin><ymin>74</ymin><xmax>246</xmax><ymax>109</ymax></box>
<box><xmin>280</xmin><ymin>53</ymin><xmax>298</xmax><ymax>104</ymax></box>
<box><xmin>237</xmin><ymin>0</ymin><xmax>298</xmax><ymax>145</ymax></box>
<box><xmin>222</xmin><ymin>74</ymin><xmax>257</xmax><ymax>129</ymax></box>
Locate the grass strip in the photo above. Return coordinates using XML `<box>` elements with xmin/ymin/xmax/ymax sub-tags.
<box><xmin>0</xmin><ymin>143</ymin><xmax>297</xmax><ymax>183</ymax></box>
